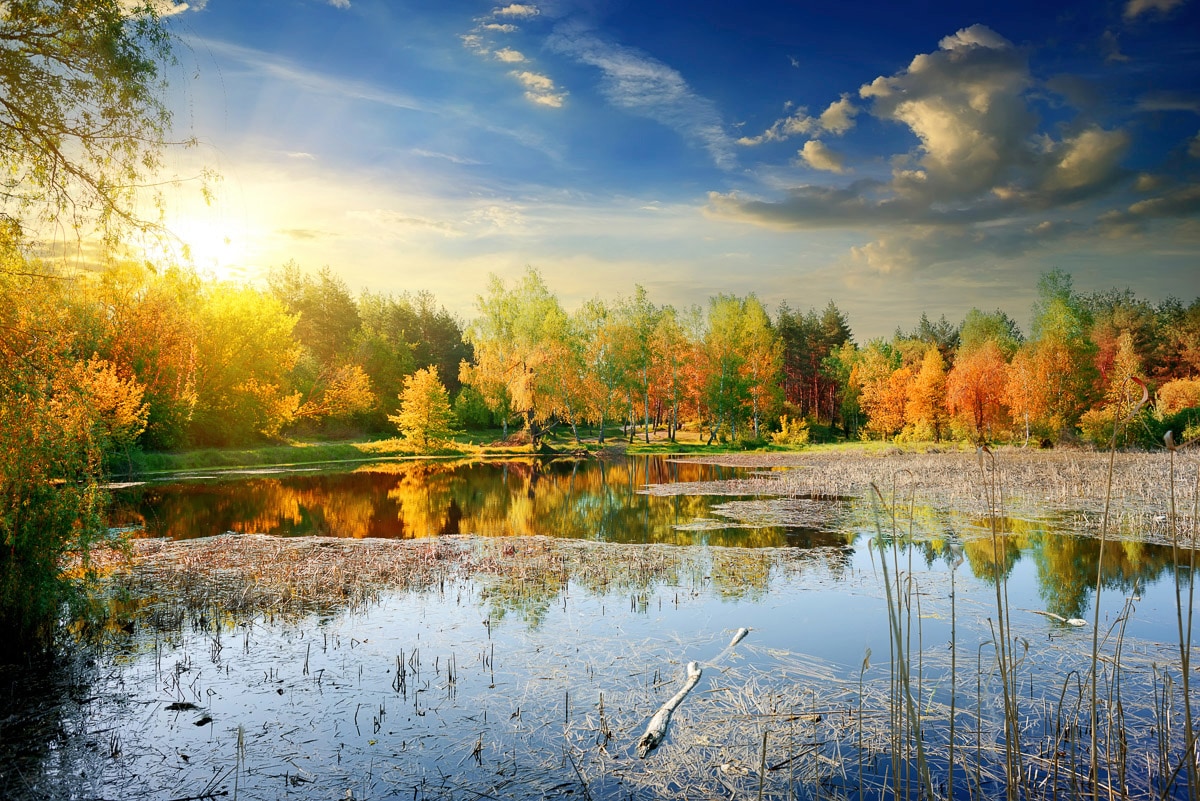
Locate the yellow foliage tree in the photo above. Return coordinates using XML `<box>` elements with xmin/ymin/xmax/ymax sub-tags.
<box><xmin>390</xmin><ymin>367</ymin><xmax>457</xmax><ymax>450</ymax></box>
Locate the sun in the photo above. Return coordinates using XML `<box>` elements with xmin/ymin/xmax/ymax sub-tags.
<box><xmin>131</xmin><ymin>208</ymin><xmax>258</xmax><ymax>284</ymax></box>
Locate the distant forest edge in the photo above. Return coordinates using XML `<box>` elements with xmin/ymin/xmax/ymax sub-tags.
<box><xmin>4</xmin><ymin>249</ymin><xmax>1199</xmax><ymax>462</ymax></box>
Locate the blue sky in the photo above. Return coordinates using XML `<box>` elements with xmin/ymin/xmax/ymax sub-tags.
<box><xmin>151</xmin><ymin>0</ymin><xmax>1200</xmax><ymax>339</ymax></box>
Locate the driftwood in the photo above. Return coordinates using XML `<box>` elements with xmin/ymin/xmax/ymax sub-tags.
<box><xmin>1030</xmin><ymin>610</ymin><xmax>1088</xmax><ymax>626</ymax></box>
<box><xmin>637</xmin><ymin>661</ymin><xmax>703</xmax><ymax>758</ymax></box>
<box><xmin>636</xmin><ymin>628</ymin><xmax>753</xmax><ymax>758</ymax></box>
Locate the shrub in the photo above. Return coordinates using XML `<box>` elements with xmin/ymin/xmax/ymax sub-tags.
<box><xmin>772</xmin><ymin>415</ymin><xmax>811</xmax><ymax>447</ymax></box>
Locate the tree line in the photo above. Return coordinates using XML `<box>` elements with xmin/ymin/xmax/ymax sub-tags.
<box><xmin>8</xmin><ymin>251</ymin><xmax>1196</xmax><ymax>468</ymax></box>
<box><xmin>455</xmin><ymin>267</ymin><xmax>1200</xmax><ymax>450</ymax></box>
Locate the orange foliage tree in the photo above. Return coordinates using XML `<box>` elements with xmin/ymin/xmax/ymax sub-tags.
<box><xmin>904</xmin><ymin>346</ymin><xmax>949</xmax><ymax>441</ymax></box>
<box><xmin>947</xmin><ymin>340</ymin><xmax>1010</xmax><ymax>442</ymax></box>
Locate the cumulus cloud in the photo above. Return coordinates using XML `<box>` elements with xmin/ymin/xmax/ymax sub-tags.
<box><xmin>1039</xmin><ymin>127</ymin><xmax>1129</xmax><ymax>194</ymax></box>
<box><xmin>495</xmin><ymin>47</ymin><xmax>526</xmax><ymax>63</ymax></box>
<box><xmin>327</xmin><ymin>0</ymin><xmax>350</xmax><ymax>8</ymax></box>
<box><xmin>860</xmin><ymin>24</ymin><xmax>1032</xmax><ymax>200</ymax></box>
<box><xmin>548</xmin><ymin>26</ymin><xmax>734</xmax><ymax>168</ymax></box>
<box><xmin>1124</xmin><ymin>0</ymin><xmax>1187</xmax><ymax>18</ymax></box>
<box><xmin>739</xmin><ymin>95</ymin><xmax>859</xmax><ymax>146</ymax></box>
<box><xmin>510</xmin><ymin>70</ymin><xmax>566</xmax><ymax>107</ymax></box>
<box><xmin>483</xmin><ymin>23</ymin><xmax>518</xmax><ymax>32</ymax></box>
<box><xmin>494</xmin><ymin>3</ymin><xmax>539</xmax><ymax>17</ymax></box>
<box><xmin>797</xmin><ymin>140</ymin><xmax>847</xmax><ymax>173</ymax></box>
<box><xmin>705</xmin><ymin>24</ymin><xmax>1181</xmax><ymax>275</ymax></box>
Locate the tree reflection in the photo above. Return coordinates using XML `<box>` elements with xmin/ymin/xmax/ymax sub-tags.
<box><xmin>110</xmin><ymin>457</ymin><xmax>809</xmax><ymax>547</ymax></box>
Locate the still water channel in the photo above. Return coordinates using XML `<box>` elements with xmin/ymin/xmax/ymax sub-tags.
<box><xmin>1</xmin><ymin>455</ymin><xmax>1194</xmax><ymax>800</ymax></box>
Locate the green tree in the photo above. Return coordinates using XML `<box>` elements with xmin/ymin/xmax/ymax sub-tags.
<box><xmin>461</xmin><ymin>269</ymin><xmax>564</xmax><ymax>447</ymax></box>
<box><xmin>390</xmin><ymin>366</ymin><xmax>457</xmax><ymax>450</ymax></box>
<box><xmin>1026</xmin><ymin>269</ymin><xmax>1099</xmax><ymax>439</ymax></box>
<box><xmin>958</xmin><ymin>308</ymin><xmax>1022</xmax><ymax>358</ymax></box>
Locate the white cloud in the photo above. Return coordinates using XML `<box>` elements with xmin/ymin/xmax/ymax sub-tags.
<box><xmin>548</xmin><ymin>26</ymin><xmax>735</xmax><ymax>168</ymax></box>
<box><xmin>327</xmin><ymin>0</ymin><xmax>350</xmax><ymax>8</ymax></box>
<box><xmin>494</xmin><ymin>3</ymin><xmax>539</xmax><ymax>17</ymax></box>
<box><xmin>483</xmin><ymin>23</ymin><xmax>518</xmax><ymax>32</ymax></box>
<box><xmin>704</xmin><ymin>24</ymin><xmax>1179</xmax><ymax>277</ymax></box>
<box><xmin>495</xmin><ymin>47</ymin><xmax>527</xmax><ymax>63</ymax></box>
<box><xmin>1040</xmin><ymin>127</ymin><xmax>1129</xmax><ymax>193</ymax></box>
<box><xmin>1124</xmin><ymin>0</ymin><xmax>1187</xmax><ymax>19</ymax></box>
<box><xmin>510</xmin><ymin>70</ymin><xmax>566</xmax><ymax>107</ymax></box>
<box><xmin>194</xmin><ymin>37</ymin><xmax>425</xmax><ymax>113</ymax></box>
<box><xmin>797</xmin><ymin>140</ymin><xmax>847</xmax><ymax>173</ymax></box>
<box><xmin>412</xmin><ymin>148</ymin><xmax>482</xmax><ymax>165</ymax></box>
<box><xmin>286</xmin><ymin>151</ymin><xmax>316</xmax><ymax>160</ymax></box>
<box><xmin>738</xmin><ymin>95</ymin><xmax>858</xmax><ymax>146</ymax></box>
<box><xmin>461</xmin><ymin>33</ymin><xmax>488</xmax><ymax>55</ymax></box>
<box><xmin>818</xmin><ymin>95</ymin><xmax>858</xmax><ymax>135</ymax></box>
<box><xmin>860</xmin><ymin>24</ymin><xmax>1031</xmax><ymax>200</ymax></box>
<box><xmin>938</xmin><ymin>23</ymin><xmax>1012</xmax><ymax>50</ymax></box>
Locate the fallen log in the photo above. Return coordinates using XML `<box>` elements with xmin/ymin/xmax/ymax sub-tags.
<box><xmin>637</xmin><ymin>661</ymin><xmax>703</xmax><ymax>758</ymax></box>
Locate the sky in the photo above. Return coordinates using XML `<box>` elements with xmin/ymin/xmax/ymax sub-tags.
<box><xmin>144</xmin><ymin>0</ymin><xmax>1200</xmax><ymax>340</ymax></box>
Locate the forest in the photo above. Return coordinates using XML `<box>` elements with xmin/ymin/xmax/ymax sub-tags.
<box><xmin>4</xmin><ymin>240</ymin><xmax>1198</xmax><ymax>467</ymax></box>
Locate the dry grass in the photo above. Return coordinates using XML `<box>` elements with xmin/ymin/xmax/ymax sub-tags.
<box><xmin>664</xmin><ymin>448</ymin><xmax>1199</xmax><ymax>544</ymax></box>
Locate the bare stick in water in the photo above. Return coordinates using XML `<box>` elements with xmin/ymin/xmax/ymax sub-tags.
<box><xmin>637</xmin><ymin>661</ymin><xmax>703</xmax><ymax>758</ymax></box>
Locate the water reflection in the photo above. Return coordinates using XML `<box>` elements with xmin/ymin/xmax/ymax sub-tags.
<box><xmin>108</xmin><ymin>455</ymin><xmax>1192</xmax><ymax>622</ymax></box>
<box><xmin>110</xmin><ymin>457</ymin><xmax>840</xmax><ymax>547</ymax></box>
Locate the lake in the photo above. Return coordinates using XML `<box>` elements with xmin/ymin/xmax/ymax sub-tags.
<box><xmin>1</xmin><ymin>454</ymin><xmax>1195</xmax><ymax>800</ymax></box>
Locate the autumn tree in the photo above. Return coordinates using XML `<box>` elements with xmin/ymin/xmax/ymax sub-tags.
<box><xmin>946</xmin><ymin>339</ymin><xmax>1010</xmax><ymax>442</ymax></box>
<box><xmin>461</xmin><ymin>269</ymin><xmax>565</xmax><ymax>446</ymax></box>
<box><xmin>0</xmin><ymin>0</ymin><xmax>183</xmax><ymax>238</ymax></box>
<box><xmin>740</xmin><ymin>296</ymin><xmax>783</xmax><ymax>438</ymax></box>
<box><xmin>614</xmin><ymin>286</ymin><xmax>660</xmax><ymax>442</ymax></box>
<box><xmin>189</xmin><ymin>284</ymin><xmax>302</xmax><ymax>445</ymax></box>
<box><xmin>904</xmin><ymin>346</ymin><xmax>949</xmax><ymax>441</ymax></box>
<box><xmin>1008</xmin><ymin>270</ymin><xmax>1098</xmax><ymax>442</ymax></box>
<box><xmin>1079</xmin><ymin>330</ymin><xmax>1147</xmax><ymax>446</ymax></box>
<box><xmin>81</xmin><ymin>260</ymin><xmax>200</xmax><ymax>450</ymax></box>
<box><xmin>0</xmin><ymin>0</ymin><xmax>188</xmax><ymax>652</ymax></box>
<box><xmin>856</xmin><ymin>341</ymin><xmax>908</xmax><ymax>439</ymax></box>
<box><xmin>650</xmin><ymin>306</ymin><xmax>689</xmax><ymax>442</ymax></box>
<box><xmin>390</xmin><ymin>367</ymin><xmax>457</xmax><ymax>450</ymax></box>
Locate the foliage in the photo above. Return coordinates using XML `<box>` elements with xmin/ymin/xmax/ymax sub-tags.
<box><xmin>946</xmin><ymin>339</ymin><xmax>1010</xmax><ymax>442</ymax></box>
<box><xmin>453</xmin><ymin>386</ymin><xmax>495</xmax><ymax>430</ymax></box>
<box><xmin>461</xmin><ymin>269</ymin><xmax>566</xmax><ymax>445</ymax></box>
<box><xmin>903</xmin><ymin>346</ymin><xmax>949</xmax><ymax>442</ymax></box>
<box><xmin>772</xmin><ymin>414</ymin><xmax>811</xmax><ymax>447</ymax></box>
<box><xmin>390</xmin><ymin>366</ymin><xmax>457</xmax><ymax>450</ymax></box>
<box><xmin>777</xmin><ymin>300</ymin><xmax>852</xmax><ymax>426</ymax></box>
<box><xmin>0</xmin><ymin>250</ymin><xmax>110</xmax><ymax>653</ymax></box>
<box><xmin>0</xmin><ymin>0</ymin><xmax>182</xmax><ymax>239</ymax></box>
<box><xmin>1079</xmin><ymin>331</ymin><xmax>1147</xmax><ymax>447</ymax></box>
<box><xmin>188</xmin><ymin>284</ymin><xmax>301</xmax><ymax>445</ymax></box>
